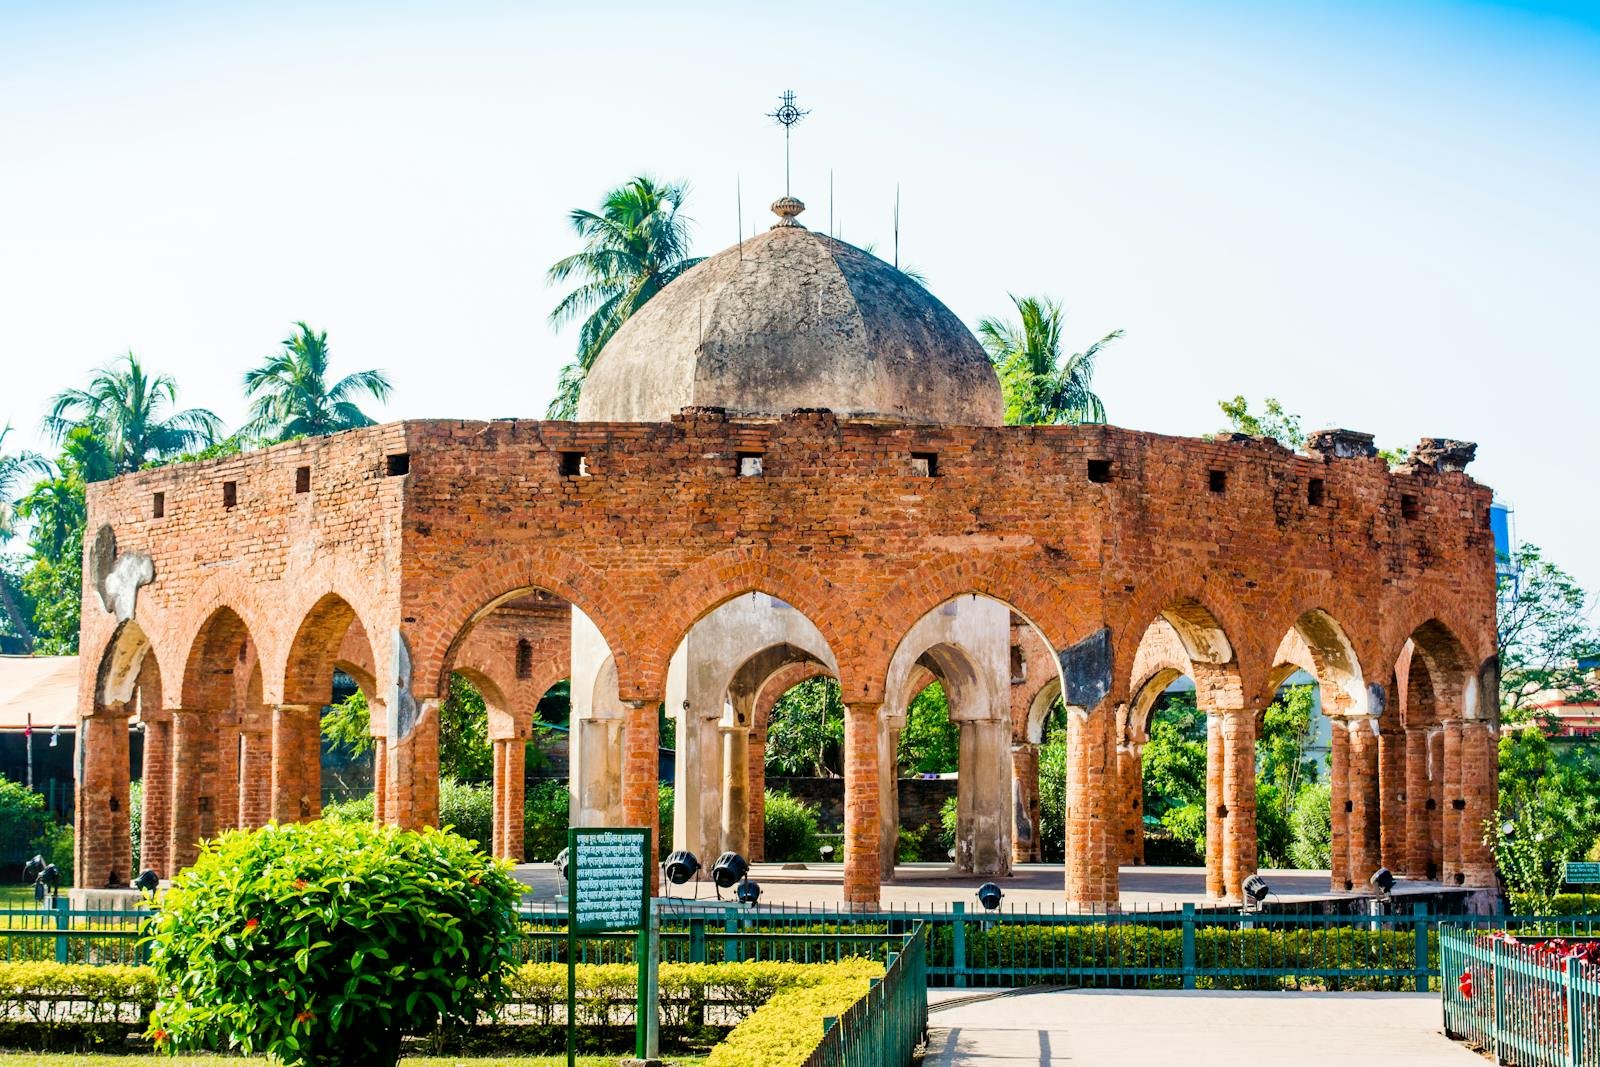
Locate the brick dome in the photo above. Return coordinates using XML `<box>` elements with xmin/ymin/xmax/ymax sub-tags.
<box><xmin>576</xmin><ymin>201</ymin><xmax>1003</xmax><ymax>426</ymax></box>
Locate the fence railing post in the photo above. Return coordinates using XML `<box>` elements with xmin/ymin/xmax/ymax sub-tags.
<box><xmin>53</xmin><ymin>896</ymin><xmax>69</xmax><ymax>964</ymax></box>
<box><xmin>1414</xmin><ymin>902</ymin><xmax>1430</xmax><ymax>992</ymax></box>
<box><xmin>951</xmin><ymin>902</ymin><xmax>967</xmax><ymax>989</ymax></box>
<box><xmin>1566</xmin><ymin>957</ymin><xmax>1581</xmax><ymax>1067</ymax></box>
<box><xmin>1491</xmin><ymin>938</ymin><xmax>1505</xmax><ymax>1065</ymax></box>
<box><xmin>1181</xmin><ymin>904</ymin><xmax>1196</xmax><ymax>990</ymax></box>
<box><xmin>689</xmin><ymin>917</ymin><xmax>706</xmax><ymax>963</ymax></box>
<box><xmin>723</xmin><ymin>907</ymin><xmax>742</xmax><ymax>964</ymax></box>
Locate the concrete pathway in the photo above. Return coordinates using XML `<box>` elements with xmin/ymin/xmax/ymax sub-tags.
<box><xmin>922</xmin><ymin>989</ymin><xmax>1482</xmax><ymax>1066</ymax></box>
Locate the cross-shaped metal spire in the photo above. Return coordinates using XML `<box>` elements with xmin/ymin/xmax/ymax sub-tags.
<box><xmin>766</xmin><ymin>89</ymin><xmax>809</xmax><ymax>197</ymax></box>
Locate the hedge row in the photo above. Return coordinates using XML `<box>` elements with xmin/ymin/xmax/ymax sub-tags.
<box><xmin>703</xmin><ymin>959</ymin><xmax>882</xmax><ymax>1067</ymax></box>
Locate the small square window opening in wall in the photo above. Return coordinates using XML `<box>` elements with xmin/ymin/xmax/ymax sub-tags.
<box><xmin>152</xmin><ymin>492</ymin><xmax>165</xmax><ymax>519</ymax></box>
<box><xmin>1208</xmin><ymin>469</ymin><xmax>1227</xmax><ymax>494</ymax></box>
<box><xmin>911</xmin><ymin>452</ymin><xmax>938</xmax><ymax>477</ymax></box>
<box><xmin>1401</xmin><ymin>494</ymin><xmax>1420</xmax><ymax>520</ymax></box>
<box><xmin>1087</xmin><ymin>459</ymin><xmax>1112</xmax><ymax>483</ymax></box>
<box><xmin>559</xmin><ymin>451</ymin><xmax>588</xmax><ymax>477</ymax></box>
<box><xmin>295</xmin><ymin>466</ymin><xmax>310</xmax><ymax>494</ymax></box>
<box><xmin>222</xmin><ymin>481</ymin><xmax>237</xmax><ymax>509</ymax></box>
<box><xmin>738</xmin><ymin>453</ymin><xmax>764</xmax><ymax>477</ymax></box>
<box><xmin>1308</xmin><ymin>478</ymin><xmax>1326</xmax><ymax>506</ymax></box>
<box><xmin>386</xmin><ymin>453</ymin><xmax>410</xmax><ymax>477</ymax></box>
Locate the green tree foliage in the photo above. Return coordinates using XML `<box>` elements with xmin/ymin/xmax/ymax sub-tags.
<box><xmin>763</xmin><ymin>790</ymin><xmax>823</xmax><ymax>862</ymax></box>
<box><xmin>896</xmin><ymin>681</ymin><xmax>959</xmax><ymax>774</ymax></box>
<box><xmin>1494</xmin><ymin>728</ymin><xmax>1600</xmax><ymax>910</ymax></box>
<box><xmin>764</xmin><ymin>677</ymin><xmax>844</xmax><ymax>777</ymax></box>
<box><xmin>241</xmin><ymin>323</ymin><xmax>392</xmax><ymax>445</ymax></box>
<box><xmin>523</xmin><ymin>781</ymin><xmax>571</xmax><ymax>863</ymax></box>
<box><xmin>440</xmin><ymin>674</ymin><xmax>493</xmax><ymax>781</ymax></box>
<box><xmin>145</xmin><ymin>821</ymin><xmax>521</xmax><ymax>1067</ymax></box>
<box><xmin>978</xmin><ymin>294</ymin><xmax>1119</xmax><ymax>426</ymax></box>
<box><xmin>44</xmin><ymin>352</ymin><xmax>219</xmax><ymax>475</ymax></box>
<box><xmin>1497</xmin><ymin>543</ymin><xmax>1599</xmax><ymax>724</ymax></box>
<box><xmin>320</xmin><ymin>688</ymin><xmax>374</xmax><ymax>757</ymax></box>
<box><xmin>1036</xmin><ymin>703</ymin><xmax>1069</xmax><ymax>862</ymax></box>
<box><xmin>1141</xmin><ymin>691</ymin><xmax>1207</xmax><ymax>831</ymax></box>
<box><xmin>1217</xmin><ymin>395</ymin><xmax>1306</xmax><ymax>449</ymax></box>
<box><xmin>545</xmin><ymin>176</ymin><xmax>702</xmax><ymax>419</ymax></box>
<box><xmin>1288</xmin><ymin>780</ymin><xmax>1332</xmax><ymax>868</ymax></box>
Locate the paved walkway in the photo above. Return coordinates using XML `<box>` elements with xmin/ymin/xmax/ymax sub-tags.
<box><xmin>922</xmin><ymin>989</ymin><xmax>1481</xmax><ymax>1065</ymax></box>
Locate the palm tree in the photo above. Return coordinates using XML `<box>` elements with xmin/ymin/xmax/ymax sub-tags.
<box><xmin>44</xmin><ymin>352</ymin><xmax>221</xmax><ymax>474</ymax></box>
<box><xmin>0</xmin><ymin>425</ymin><xmax>43</xmax><ymax>646</ymax></box>
<box><xmin>977</xmin><ymin>295</ymin><xmax>1122</xmax><ymax>426</ymax></box>
<box><xmin>241</xmin><ymin>323</ymin><xmax>392</xmax><ymax>445</ymax></box>
<box><xmin>545</xmin><ymin>176</ymin><xmax>702</xmax><ymax>418</ymax></box>
<box><xmin>14</xmin><ymin>427</ymin><xmax>110</xmax><ymax>562</ymax></box>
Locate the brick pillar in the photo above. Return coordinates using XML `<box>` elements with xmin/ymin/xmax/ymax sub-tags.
<box><xmin>1220</xmin><ymin>710</ymin><xmax>1258</xmax><ymax>902</ymax></box>
<box><xmin>1064</xmin><ymin>706</ymin><xmax>1117</xmax><ymax>911</ymax></box>
<box><xmin>212</xmin><ymin>720</ymin><xmax>241</xmax><ymax>832</ymax></box>
<box><xmin>372</xmin><ymin>736</ymin><xmax>388</xmax><ymax>824</ymax></box>
<box><xmin>955</xmin><ymin>717</ymin><xmax>1012</xmax><ymax>877</ymax></box>
<box><xmin>271</xmin><ymin>704</ymin><xmax>321</xmax><ymax>824</ymax></box>
<box><xmin>1440</xmin><ymin>720</ymin><xmax>1463</xmax><ymax>885</ymax></box>
<box><xmin>491</xmin><ymin>738</ymin><xmax>525</xmax><ymax>861</ymax></box>
<box><xmin>387</xmin><ymin>700</ymin><xmax>439</xmax><ymax>831</ymax></box>
<box><xmin>842</xmin><ymin>702</ymin><xmax>881</xmax><ymax>906</ymax></box>
<box><xmin>1428</xmin><ymin>727</ymin><xmax>1445</xmax><ymax>877</ymax></box>
<box><xmin>1125</xmin><ymin>739</ymin><xmax>1146</xmax><ymax>866</ymax></box>
<box><xmin>1010</xmin><ymin>742</ymin><xmax>1040</xmax><ymax>864</ymax></box>
<box><xmin>169</xmin><ymin>709</ymin><xmax>208</xmax><ymax>871</ymax></box>
<box><xmin>1347</xmin><ymin>717</ymin><xmax>1382</xmax><ymax>892</ymax></box>
<box><xmin>1403</xmin><ymin>727</ymin><xmax>1433</xmax><ymax>878</ymax></box>
<box><xmin>878</xmin><ymin>720</ymin><xmax>900</xmax><ymax>882</ymax></box>
<box><xmin>720</xmin><ymin>724</ymin><xmax>750</xmax><ymax>858</ymax></box>
<box><xmin>76</xmin><ymin>709</ymin><xmax>132</xmax><ymax>888</ymax></box>
<box><xmin>1459</xmin><ymin>721</ymin><xmax>1498</xmax><ymax>888</ymax></box>
<box><xmin>619</xmin><ymin>699</ymin><xmax>660</xmax><ymax>888</ymax></box>
<box><xmin>746</xmin><ymin>736</ymin><xmax>766</xmax><ymax>861</ymax></box>
<box><xmin>237</xmin><ymin>726</ymin><xmax>273</xmax><ymax>829</ymax></box>
<box><xmin>1378</xmin><ymin>717</ymin><xmax>1407</xmax><ymax>872</ymax></box>
<box><xmin>139</xmin><ymin>717</ymin><xmax>172</xmax><ymax>877</ymax></box>
<box><xmin>1328</xmin><ymin>720</ymin><xmax>1350</xmax><ymax>891</ymax></box>
<box><xmin>1205</xmin><ymin>712</ymin><xmax>1225</xmax><ymax>899</ymax></box>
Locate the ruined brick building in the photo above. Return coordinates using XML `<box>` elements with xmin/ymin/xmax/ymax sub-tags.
<box><xmin>75</xmin><ymin>199</ymin><xmax>1499</xmax><ymax>908</ymax></box>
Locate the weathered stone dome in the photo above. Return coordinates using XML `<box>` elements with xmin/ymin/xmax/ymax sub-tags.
<box><xmin>576</xmin><ymin>203</ymin><xmax>1003</xmax><ymax>426</ymax></box>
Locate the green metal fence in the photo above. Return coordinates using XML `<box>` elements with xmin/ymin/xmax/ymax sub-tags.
<box><xmin>1441</xmin><ymin>927</ymin><xmax>1600</xmax><ymax>1067</ymax></box>
<box><xmin>802</xmin><ymin>923</ymin><xmax>927</xmax><ymax>1067</ymax></box>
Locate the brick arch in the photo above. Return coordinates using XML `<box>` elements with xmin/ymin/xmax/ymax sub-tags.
<box><xmin>1113</xmin><ymin>562</ymin><xmax>1259</xmax><ymax>707</ymax></box>
<box><xmin>413</xmin><ymin>544</ymin><xmax>625</xmax><ymax>704</ymax></box>
<box><xmin>92</xmin><ymin>618</ymin><xmax>160</xmax><ymax>710</ymax></box>
<box><xmin>642</xmin><ymin>547</ymin><xmax>852</xmax><ymax>702</ymax></box>
<box><xmin>751</xmin><ymin>660</ymin><xmax>834</xmax><ymax>743</ymax></box>
<box><xmin>281</xmin><ymin>591</ymin><xmax>382</xmax><ymax>708</ymax></box>
<box><xmin>1022</xmin><ymin>674</ymin><xmax>1063</xmax><ymax>744</ymax></box>
<box><xmin>177</xmin><ymin>605</ymin><xmax>261</xmax><ymax>711</ymax></box>
<box><xmin>1393</xmin><ymin>615</ymin><xmax>1479</xmax><ymax>723</ymax></box>
<box><xmin>1378</xmin><ymin>606</ymin><xmax>1484</xmax><ymax>690</ymax></box>
<box><xmin>1265</xmin><ymin>606</ymin><xmax>1369</xmax><ymax>716</ymax></box>
<box><xmin>858</xmin><ymin>551</ymin><xmax>1097</xmax><ymax>706</ymax></box>
<box><xmin>259</xmin><ymin>569</ymin><xmax>389</xmax><ymax>706</ymax></box>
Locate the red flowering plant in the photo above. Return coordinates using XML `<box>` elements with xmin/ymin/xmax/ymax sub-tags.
<box><xmin>143</xmin><ymin>820</ymin><xmax>521</xmax><ymax>1067</ymax></box>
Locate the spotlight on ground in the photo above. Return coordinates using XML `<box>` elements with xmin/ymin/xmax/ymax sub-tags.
<box><xmin>39</xmin><ymin>864</ymin><xmax>60</xmax><ymax>892</ymax></box>
<box><xmin>554</xmin><ymin>848</ymin><xmax>570</xmax><ymax>881</ymax></box>
<box><xmin>22</xmin><ymin>855</ymin><xmax>44</xmax><ymax>882</ymax></box>
<box><xmin>711</xmin><ymin>852</ymin><xmax>749</xmax><ymax>890</ymax></box>
<box><xmin>819</xmin><ymin>844</ymin><xmax>836</xmax><ymax>861</ymax></box>
<box><xmin>133</xmin><ymin>869</ymin><xmax>159</xmax><ymax>893</ymax></box>
<box><xmin>664</xmin><ymin>850</ymin><xmax>701</xmax><ymax>885</ymax></box>
<box><xmin>1242</xmin><ymin>874</ymin><xmax>1270</xmax><ymax>905</ymax></box>
<box><xmin>737</xmin><ymin>879</ymin><xmax>762</xmax><ymax>906</ymax></box>
<box><xmin>1370</xmin><ymin>867</ymin><xmax>1395</xmax><ymax>895</ymax></box>
<box><xmin>976</xmin><ymin>882</ymin><xmax>1003</xmax><ymax>911</ymax></box>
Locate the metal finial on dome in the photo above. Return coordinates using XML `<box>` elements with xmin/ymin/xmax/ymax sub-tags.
<box><xmin>770</xmin><ymin>196</ymin><xmax>806</xmax><ymax>228</ymax></box>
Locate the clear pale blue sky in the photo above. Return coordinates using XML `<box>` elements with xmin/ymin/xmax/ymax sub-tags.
<box><xmin>2</xmin><ymin>1</ymin><xmax>1597</xmax><ymax>597</ymax></box>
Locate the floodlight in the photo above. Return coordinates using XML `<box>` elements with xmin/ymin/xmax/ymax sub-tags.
<box><xmin>1242</xmin><ymin>874</ymin><xmax>1270</xmax><ymax>904</ymax></box>
<box><xmin>711</xmin><ymin>852</ymin><xmax>749</xmax><ymax>890</ymax></box>
<box><xmin>1370</xmin><ymin>867</ymin><xmax>1395</xmax><ymax>895</ymax></box>
<box><xmin>976</xmin><ymin>882</ymin><xmax>1003</xmax><ymax>911</ymax></box>
<box><xmin>737</xmin><ymin>879</ymin><xmax>762</xmax><ymax>906</ymax></box>
<box><xmin>819</xmin><ymin>844</ymin><xmax>836</xmax><ymax>861</ymax></box>
<box><xmin>39</xmin><ymin>864</ymin><xmax>60</xmax><ymax>890</ymax></box>
<box><xmin>554</xmin><ymin>848</ymin><xmax>570</xmax><ymax>880</ymax></box>
<box><xmin>22</xmin><ymin>855</ymin><xmax>44</xmax><ymax>882</ymax></box>
<box><xmin>134</xmin><ymin>869</ymin><xmax>159</xmax><ymax>893</ymax></box>
<box><xmin>665</xmin><ymin>850</ymin><xmax>702</xmax><ymax>885</ymax></box>
<box><xmin>1500</xmin><ymin>820</ymin><xmax>1516</xmax><ymax>837</ymax></box>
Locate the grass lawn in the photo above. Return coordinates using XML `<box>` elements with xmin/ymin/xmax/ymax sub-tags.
<box><xmin>0</xmin><ymin>885</ymin><xmax>43</xmax><ymax>907</ymax></box>
<box><xmin>0</xmin><ymin>1058</ymin><xmax>705</xmax><ymax>1066</ymax></box>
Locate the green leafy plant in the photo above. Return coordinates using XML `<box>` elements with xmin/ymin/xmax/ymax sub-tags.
<box><xmin>762</xmin><ymin>790</ymin><xmax>822</xmax><ymax>862</ymax></box>
<box><xmin>144</xmin><ymin>820</ymin><xmax>521</xmax><ymax>1067</ymax></box>
<box><xmin>523</xmin><ymin>781</ymin><xmax>571</xmax><ymax>863</ymax></box>
<box><xmin>439</xmin><ymin>777</ymin><xmax>495</xmax><ymax>849</ymax></box>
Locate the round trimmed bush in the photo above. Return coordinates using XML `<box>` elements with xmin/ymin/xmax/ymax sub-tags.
<box><xmin>763</xmin><ymin>790</ymin><xmax>821</xmax><ymax>862</ymax></box>
<box><xmin>145</xmin><ymin>820</ymin><xmax>521</xmax><ymax>1067</ymax></box>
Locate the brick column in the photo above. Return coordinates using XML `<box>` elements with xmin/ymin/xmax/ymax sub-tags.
<box><xmin>139</xmin><ymin>717</ymin><xmax>172</xmax><ymax>877</ymax></box>
<box><xmin>1118</xmin><ymin>739</ymin><xmax>1145</xmax><ymax>867</ymax></box>
<box><xmin>842</xmin><ymin>702</ymin><xmax>881</xmax><ymax>906</ymax></box>
<box><xmin>372</xmin><ymin>736</ymin><xmax>388</xmax><ymax>824</ymax></box>
<box><xmin>212</xmin><ymin>720</ymin><xmax>241</xmax><ymax>833</ymax></box>
<box><xmin>1403</xmin><ymin>727</ymin><xmax>1433</xmax><ymax>878</ymax></box>
<box><xmin>720</xmin><ymin>724</ymin><xmax>749</xmax><ymax>857</ymax></box>
<box><xmin>746</xmin><ymin>736</ymin><xmax>766</xmax><ymax>861</ymax></box>
<box><xmin>1010</xmin><ymin>742</ymin><xmax>1040</xmax><ymax>864</ymax></box>
<box><xmin>169</xmin><ymin>709</ymin><xmax>208</xmax><ymax>871</ymax></box>
<box><xmin>878</xmin><ymin>719</ymin><xmax>900</xmax><ymax>881</ymax></box>
<box><xmin>237</xmin><ymin>726</ymin><xmax>273</xmax><ymax>829</ymax></box>
<box><xmin>1205</xmin><ymin>712</ymin><xmax>1225</xmax><ymax>899</ymax></box>
<box><xmin>271</xmin><ymin>704</ymin><xmax>321</xmax><ymax>824</ymax></box>
<box><xmin>387</xmin><ymin>700</ymin><xmax>439</xmax><ymax>832</ymax></box>
<box><xmin>1440</xmin><ymin>720</ymin><xmax>1463</xmax><ymax>885</ymax></box>
<box><xmin>76</xmin><ymin>709</ymin><xmax>132</xmax><ymax>888</ymax></box>
<box><xmin>1428</xmin><ymin>727</ymin><xmax>1445</xmax><ymax>877</ymax></box>
<box><xmin>1328</xmin><ymin>720</ymin><xmax>1350</xmax><ymax>891</ymax></box>
<box><xmin>491</xmin><ymin>738</ymin><xmax>525</xmax><ymax>861</ymax></box>
<box><xmin>619</xmin><ymin>699</ymin><xmax>660</xmax><ymax>887</ymax></box>
<box><xmin>1378</xmin><ymin>717</ymin><xmax>1407</xmax><ymax>872</ymax></box>
<box><xmin>1220</xmin><ymin>710</ymin><xmax>1258</xmax><ymax>902</ymax></box>
<box><xmin>1347</xmin><ymin>717</ymin><xmax>1382</xmax><ymax>891</ymax></box>
<box><xmin>955</xmin><ymin>717</ymin><xmax>1012</xmax><ymax>877</ymax></box>
<box><xmin>1064</xmin><ymin>706</ymin><xmax>1117</xmax><ymax>910</ymax></box>
<box><xmin>1459</xmin><ymin>721</ymin><xmax>1498</xmax><ymax>888</ymax></box>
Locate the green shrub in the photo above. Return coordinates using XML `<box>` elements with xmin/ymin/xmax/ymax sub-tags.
<box><xmin>703</xmin><ymin>959</ymin><xmax>881</xmax><ymax>1067</ymax></box>
<box><xmin>440</xmin><ymin>776</ymin><xmax>495</xmax><ymax>849</ymax></box>
<box><xmin>0</xmin><ymin>778</ymin><xmax>52</xmax><ymax>873</ymax></box>
<box><xmin>1289</xmin><ymin>780</ymin><xmax>1332</xmax><ymax>869</ymax></box>
<box><xmin>321</xmin><ymin>792</ymin><xmax>375</xmax><ymax>824</ymax></box>
<box><xmin>897</xmin><ymin>823</ymin><xmax>933</xmax><ymax>863</ymax></box>
<box><xmin>939</xmin><ymin>795</ymin><xmax>957</xmax><ymax>855</ymax></box>
<box><xmin>1037</xmin><ymin>732</ymin><xmax>1067</xmax><ymax>862</ymax></box>
<box><xmin>145</xmin><ymin>820</ymin><xmax>522</xmax><ymax>1067</ymax></box>
<box><xmin>763</xmin><ymin>790</ymin><xmax>821</xmax><ymax>862</ymax></box>
<box><xmin>659</xmin><ymin>784</ymin><xmax>674</xmax><ymax>853</ymax></box>
<box><xmin>522</xmin><ymin>781</ymin><xmax>570</xmax><ymax>862</ymax></box>
<box><xmin>128</xmin><ymin>780</ymin><xmax>142</xmax><ymax>874</ymax></box>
